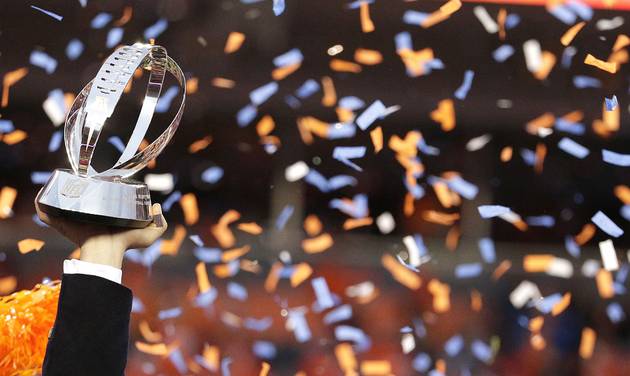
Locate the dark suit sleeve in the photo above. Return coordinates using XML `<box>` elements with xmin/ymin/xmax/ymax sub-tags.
<box><xmin>42</xmin><ymin>273</ymin><xmax>132</xmax><ymax>376</ymax></box>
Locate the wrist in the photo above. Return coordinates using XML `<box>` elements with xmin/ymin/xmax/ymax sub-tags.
<box><xmin>80</xmin><ymin>236</ymin><xmax>126</xmax><ymax>269</ymax></box>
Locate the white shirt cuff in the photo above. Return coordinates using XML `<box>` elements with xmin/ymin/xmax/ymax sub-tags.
<box><xmin>63</xmin><ymin>259</ymin><xmax>122</xmax><ymax>284</ymax></box>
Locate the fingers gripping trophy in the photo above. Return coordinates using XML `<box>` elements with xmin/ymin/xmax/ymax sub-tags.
<box><xmin>36</xmin><ymin>43</ymin><xmax>186</xmax><ymax>228</ymax></box>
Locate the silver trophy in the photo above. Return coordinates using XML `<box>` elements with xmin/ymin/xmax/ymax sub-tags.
<box><xmin>36</xmin><ymin>43</ymin><xmax>186</xmax><ymax>228</ymax></box>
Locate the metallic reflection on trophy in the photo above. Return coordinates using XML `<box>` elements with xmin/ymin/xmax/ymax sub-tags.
<box><xmin>36</xmin><ymin>43</ymin><xmax>186</xmax><ymax>228</ymax></box>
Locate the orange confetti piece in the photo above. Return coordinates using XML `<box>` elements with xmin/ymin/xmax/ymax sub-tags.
<box><xmin>492</xmin><ymin>260</ymin><xmax>512</xmax><ymax>280</ymax></box>
<box><xmin>524</xmin><ymin>254</ymin><xmax>555</xmax><ymax>272</ymax></box>
<box><xmin>195</xmin><ymin>262</ymin><xmax>212</xmax><ymax>293</ymax></box>
<box><xmin>304</xmin><ymin>214</ymin><xmax>323</xmax><ymax>236</ymax></box>
<box><xmin>237</xmin><ymin>222</ymin><xmax>263</xmax><ymax>235</ymax></box>
<box><xmin>436</xmin><ymin>359</ymin><xmax>446</xmax><ymax>374</ymax></box>
<box><xmin>240</xmin><ymin>259</ymin><xmax>261</xmax><ymax>274</ymax></box>
<box><xmin>2</xmin><ymin>67</ymin><xmax>28</xmax><ymax>108</ymax></box>
<box><xmin>17</xmin><ymin>239</ymin><xmax>45</xmax><ymax>254</ymax></box>
<box><xmin>404</xmin><ymin>192</ymin><xmax>415</xmax><ymax>217</ymax></box>
<box><xmin>360</xmin><ymin>360</ymin><xmax>391</xmax><ymax>375</ymax></box>
<box><xmin>213</xmin><ymin>263</ymin><xmax>236</xmax><ymax>278</ymax></box>
<box><xmin>584</xmin><ymin>53</ymin><xmax>618</xmax><ymax>73</ymax></box>
<box><xmin>535</xmin><ymin>143</ymin><xmax>546</xmax><ymax>174</ymax></box>
<box><xmin>222</xmin><ymin>245</ymin><xmax>251</xmax><ymax>262</ymax></box>
<box><xmin>302</xmin><ymin>233</ymin><xmax>334</xmax><ymax>254</ymax></box>
<box><xmin>430</xmin><ymin>99</ymin><xmax>455</xmax><ymax>131</ymax></box>
<box><xmin>428</xmin><ymin>279</ymin><xmax>451</xmax><ymax>313</ymax></box>
<box><xmin>579</xmin><ymin>327</ymin><xmax>596</xmax><ymax>359</ymax></box>
<box><xmin>551</xmin><ymin>292</ymin><xmax>571</xmax><ymax>316</ymax></box>
<box><xmin>382</xmin><ymin>254</ymin><xmax>422</xmax><ymax>290</ymax></box>
<box><xmin>160</xmin><ymin>225</ymin><xmax>186</xmax><ymax>255</ymax></box>
<box><xmin>445</xmin><ymin>226</ymin><xmax>460</xmax><ymax>251</ymax></box>
<box><xmin>343</xmin><ymin>217</ymin><xmax>373</xmax><ymax>230</ymax></box>
<box><xmin>614</xmin><ymin>185</ymin><xmax>630</xmax><ymax>204</ymax></box>
<box><xmin>359</xmin><ymin>2</ymin><xmax>375</xmax><ymax>33</ymax></box>
<box><xmin>330</xmin><ymin>59</ymin><xmax>362</xmax><ymax>73</ymax></box>
<box><xmin>434</xmin><ymin>181</ymin><xmax>454</xmax><ymax>208</ymax></box>
<box><xmin>498</xmin><ymin>8</ymin><xmax>507</xmax><ymax>40</ymax></box>
<box><xmin>188</xmin><ymin>135</ymin><xmax>213</xmax><ymax>153</ymax></box>
<box><xmin>203</xmin><ymin>344</ymin><xmax>220</xmax><ymax>371</ymax></box>
<box><xmin>186</xmin><ymin>77</ymin><xmax>198</xmax><ymax>94</ymax></box>
<box><xmin>612</xmin><ymin>34</ymin><xmax>630</xmax><ymax>52</ymax></box>
<box><xmin>421</xmin><ymin>0</ymin><xmax>462</xmax><ymax>28</ymax></box>
<box><xmin>290</xmin><ymin>263</ymin><xmax>313</xmax><ymax>287</ymax></box>
<box><xmin>224</xmin><ymin>32</ymin><xmax>245</xmax><ymax>54</ymax></box>
<box><xmin>530</xmin><ymin>333</ymin><xmax>546</xmax><ymax>351</ymax></box>
<box><xmin>259</xmin><ymin>362</ymin><xmax>271</xmax><ymax>376</ymax></box>
<box><xmin>256</xmin><ymin>115</ymin><xmax>275</xmax><ymax>137</ymax></box>
<box><xmin>297</xmin><ymin>116</ymin><xmax>330</xmax><ymax>145</ymax></box>
<box><xmin>211</xmin><ymin>77</ymin><xmax>235</xmax><ymax>89</ymax></box>
<box><xmin>113</xmin><ymin>6</ymin><xmax>133</xmax><ymax>26</ymax></box>
<box><xmin>139</xmin><ymin>320</ymin><xmax>163</xmax><ymax>343</ymax></box>
<box><xmin>335</xmin><ymin>343</ymin><xmax>358</xmax><ymax>374</ymax></box>
<box><xmin>2</xmin><ymin>129</ymin><xmax>27</xmax><ymax>145</ymax></box>
<box><xmin>0</xmin><ymin>186</ymin><xmax>17</xmax><ymax>219</ymax></box>
<box><xmin>575</xmin><ymin>223</ymin><xmax>596</xmax><ymax>245</ymax></box>
<box><xmin>533</xmin><ymin>51</ymin><xmax>556</xmax><ymax>80</ymax></box>
<box><xmin>500</xmin><ymin>146</ymin><xmax>513</xmax><ymax>162</ymax></box>
<box><xmin>264</xmin><ymin>262</ymin><xmax>282</xmax><ymax>292</ymax></box>
<box><xmin>321</xmin><ymin>76</ymin><xmax>337</xmax><ymax>107</ymax></box>
<box><xmin>370</xmin><ymin>126</ymin><xmax>383</xmax><ymax>153</ymax></box>
<box><xmin>596</xmin><ymin>269</ymin><xmax>614</xmax><ymax>299</ymax></box>
<box><xmin>180</xmin><ymin>193</ymin><xmax>199</xmax><ymax>225</ymax></box>
<box><xmin>526</xmin><ymin>112</ymin><xmax>555</xmax><ymax>134</ymax></box>
<box><xmin>529</xmin><ymin>316</ymin><xmax>544</xmax><ymax>332</ymax></box>
<box><xmin>272</xmin><ymin>62</ymin><xmax>302</xmax><ymax>80</ymax></box>
<box><xmin>211</xmin><ymin>210</ymin><xmax>241</xmax><ymax>248</ymax></box>
<box><xmin>135</xmin><ymin>341</ymin><xmax>170</xmax><ymax>356</ymax></box>
<box><xmin>0</xmin><ymin>276</ymin><xmax>17</xmax><ymax>295</ymax></box>
<box><xmin>354</xmin><ymin>48</ymin><xmax>383</xmax><ymax>65</ymax></box>
<box><xmin>471</xmin><ymin>289</ymin><xmax>483</xmax><ymax>312</ymax></box>
<box><xmin>561</xmin><ymin>21</ymin><xmax>586</xmax><ymax>46</ymax></box>
<box><xmin>422</xmin><ymin>210</ymin><xmax>460</xmax><ymax>225</ymax></box>
<box><xmin>601</xmin><ymin>100</ymin><xmax>620</xmax><ymax>132</ymax></box>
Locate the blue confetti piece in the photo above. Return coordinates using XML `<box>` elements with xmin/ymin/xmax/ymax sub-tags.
<box><xmin>404</xmin><ymin>177</ymin><xmax>425</xmax><ymax>199</ymax></box>
<box><xmin>338</xmin><ymin>96</ymin><xmax>365</xmax><ymax>110</ymax></box>
<box><xmin>492</xmin><ymin>45</ymin><xmax>514</xmax><ymax>62</ymax></box>
<box><xmin>403</xmin><ymin>10</ymin><xmax>429</xmax><ymax>25</ymax></box>
<box><xmin>333</xmin><ymin>146</ymin><xmax>366</xmax><ymax>171</ymax></box>
<box><xmin>312</xmin><ymin>277</ymin><xmax>335</xmax><ymax>310</ymax></box>
<box><xmin>285</xmin><ymin>95</ymin><xmax>301</xmax><ymax>109</ymax></box>
<box><xmin>65</xmin><ymin>39</ymin><xmax>84</xmax><ymax>60</ymax></box>
<box><xmin>289</xmin><ymin>310</ymin><xmax>312</xmax><ymax>343</ymax></box>
<box><xmin>31</xmin><ymin>171</ymin><xmax>52</xmax><ymax>184</ymax></box>
<box><xmin>144</xmin><ymin>18</ymin><xmax>168</xmax><ymax>39</ymax></box>
<box><xmin>108</xmin><ymin>136</ymin><xmax>126</xmax><ymax>153</ymax></box>
<box><xmin>616</xmin><ymin>265</ymin><xmax>629</xmax><ymax>283</ymax></box>
<box><xmin>412</xmin><ymin>353</ymin><xmax>432</xmax><ymax>372</ymax></box>
<box><xmin>334</xmin><ymin>325</ymin><xmax>371</xmax><ymax>352</ymax></box>
<box><xmin>273</xmin><ymin>0</ymin><xmax>285</xmax><ymax>15</ymax></box>
<box><xmin>30</xmin><ymin>5</ymin><xmax>63</xmax><ymax>21</ymax></box>
<box><xmin>323</xmin><ymin>304</ymin><xmax>352</xmax><ymax>325</ymax></box>
<box><xmin>478</xmin><ymin>238</ymin><xmax>495</xmax><ymax>263</ymax></box>
<box><xmin>471</xmin><ymin>340</ymin><xmax>493</xmax><ymax>364</ymax></box>
<box><xmin>505</xmin><ymin>13</ymin><xmax>520</xmax><ymax>29</ymax></box>
<box><xmin>330</xmin><ymin>194</ymin><xmax>369</xmax><ymax>218</ymax></box>
<box><xmin>155</xmin><ymin>86</ymin><xmax>179</xmax><ymax>113</ymax></box>
<box><xmin>158</xmin><ymin>307</ymin><xmax>183</xmax><ymax>320</ymax></box>
<box><xmin>328</xmin><ymin>123</ymin><xmax>356</xmax><ymax>139</ymax></box>
<box><xmin>201</xmin><ymin>166</ymin><xmax>224</xmax><ymax>184</ymax></box>
<box><xmin>237</xmin><ymin>104</ymin><xmax>258</xmax><ymax>127</ymax></box>
<box><xmin>591</xmin><ymin>211</ymin><xmax>624</xmax><ymax>238</ymax></box>
<box><xmin>567</xmin><ymin>0</ymin><xmax>593</xmax><ymax>20</ymax></box>
<box><xmin>162</xmin><ymin>191</ymin><xmax>182</xmax><ymax>211</ymax></box>
<box><xmin>250</xmin><ymin>82</ymin><xmax>278</xmax><ymax>105</ymax></box>
<box><xmin>30</xmin><ymin>51</ymin><xmax>57</xmax><ymax>74</ymax></box>
<box><xmin>520</xmin><ymin>148</ymin><xmax>536</xmax><ymax>166</ymax></box>
<box><xmin>304</xmin><ymin>170</ymin><xmax>357</xmax><ymax>192</ymax></box>
<box><xmin>275</xmin><ymin>204</ymin><xmax>294</xmax><ymax>230</ymax></box>
<box><xmin>0</xmin><ymin>120</ymin><xmax>14</xmax><ymax>133</ymax></box>
<box><xmin>536</xmin><ymin>293</ymin><xmax>563</xmax><ymax>313</ymax></box>
<box><xmin>454</xmin><ymin>70</ymin><xmax>475</xmax><ymax>100</ymax></box>
<box><xmin>526</xmin><ymin>215</ymin><xmax>555</xmax><ymax>227</ymax></box>
<box><xmin>602</xmin><ymin>149</ymin><xmax>630</xmax><ymax>167</ymax></box>
<box><xmin>273</xmin><ymin>48</ymin><xmax>303</xmax><ymax>67</ymax></box>
<box><xmin>478</xmin><ymin>205</ymin><xmax>510</xmax><ymax>218</ymax></box>
<box><xmin>455</xmin><ymin>263</ymin><xmax>483</xmax><ymax>279</ymax></box>
<box><xmin>193</xmin><ymin>247</ymin><xmax>222</xmax><ymax>263</ymax></box>
<box><xmin>356</xmin><ymin>100</ymin><xmax>386</xmax><ymax>131</ymax></box>
<box><xmin>555</xmin><ymin>118</ymin><xmax>585</xmax><ymax>135</ymax></box>
<box><xmin>573</xmin><ymin>75</ymin><xmax>601</xmax><ymax>89</ymax></box>
<box><xmin>244</xmin><ymin>317</ymin><xmax>273</xmax><ymax>331</ymax></box>
<box><xmin>106</xmin><ymin>28</ymin><xmax>124</xmax><ymax>48</ymax></box>
<box><xmin>444</xmin><ymin>335</ymin><xmax>464</xmax><ymax>357</ymax></box>
<box><xmin>565</xmin><ymin>235</ymin><xmax>580</xmax><ymax>258</ymax></box>
<box><xmin>558</xmin><ymin>137</ymin><xmax>589</xmax><ymax>159</ymax></box>
<box><xmin>447</xmin><ymin>176</ymin><xmax>478</xmax><ymax>200</ymax></box>
<box><xmin>605</xmin><ymin>95</ymin><xmax>618</xmax><ymax>111</ymax></box>
<box><xmin>252</xmin><ymin>341</ymin><xmax>277</xmax><ymax>359</ymax></box>
<box><xmin>227</xmin><ymin>281</ymin><xmax>248</xmax><ymax>301</ymax></box>
<box><xmin>32</xmin><ymin>213</ymin><xmax>48</xmax><ymax>227</ymax></box>
<box><xmin>621</xmin><ymin>205</ymin><xmax>630</xmax><ymax>222</ymax></box>
<box><xmin>395</xmin><ymin>31</ymin><xmax>413</xmax><ymax>51</ymax></box>
<box><xmin>131</xmin><ymin>297</ymin><xmax>145</xmax><ymax>313</ymax></box>
<box><xmin>169</xmin><ymin>349</ymin><xmax>188</xmax><ymax>374</ymax></box>
<box><xmin>607</xmin><ymin>302</ymin><xmax>625</xmax><ymax>323</ymax></box>
<box><xmin>561</xmin><ymin>47</ymin><xmax>577</xmax><ymax>68</ymax></box>
<box><xmin>194</xmin><ymin>289</ymin><xmax>217</xmax><ymax>307</ymax></box>
<box><xmin>548</xmin><ymin>5</ymin><xmax>576</xmax><ymax>24</ymax></box>
<box><xmin>346</xmin><ymin>0</ymin><xmax>374</xmax><ymax>9</ymax></box>
<box><xmin>295</xmin><ymin>79</ymin><xmax>319</xmax><ymax>99</ymax></box>
<box><xmin>90</xmin><ymin>13</ymin><xmax>112</xmax><ymax>29</ymax></box>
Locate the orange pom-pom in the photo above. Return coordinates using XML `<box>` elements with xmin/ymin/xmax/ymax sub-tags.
<box><xmin>0</xmin><ymin>282</ymin><xmax>60</xmax><ymax>375</ymax></box>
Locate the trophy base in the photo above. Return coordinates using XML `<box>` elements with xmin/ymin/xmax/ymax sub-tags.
<box><xmin>36</xmin><ymin>169</ymin><xmax>153</xmax><ymax>228</ymax></box>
